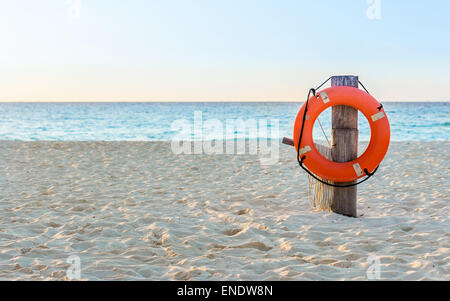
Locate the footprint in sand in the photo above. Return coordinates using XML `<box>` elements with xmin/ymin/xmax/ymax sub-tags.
<box><xmin>401</xmin><ymin>226</ymin><xmax>414</xmax><ymax>232</ymax></box>
<box><xmin>234</xmin><ymin>242</ymin><xmax>272</xmax><ymax>252</ymax></box>
<box><xmin>235</xmin><ymin>208</ymin><xmax>251</xmax><ymax>216</ymax></box>
<box><xmin>222</xmin><ymin>228</ymin><xmax>243</xmax><ymax>236</ymax></box>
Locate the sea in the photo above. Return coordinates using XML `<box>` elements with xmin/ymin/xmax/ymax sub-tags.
<box><xmin>0</xmin><ymin>102</ymin><xmax>448</xmax><ymax>141</ymax></box>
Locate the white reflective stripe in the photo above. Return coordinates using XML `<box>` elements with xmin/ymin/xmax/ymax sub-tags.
<box><xmin>299</xmin><ymin>145</ymin><xmax>312</xmax><ymax>156</ymax></box>
<box><xmin>320</xmin><ymin>92</ymin><xmax>330</xmax><ymax>103</ymax></box>
<box><xmin>371</xmin><ymin>111</ymin><xmax>385</xmax><ymax>122</ymax></box>
<box><xmin>353</xmin><ymin>163</ymin><xmax>364</xmax><ymax>177</ymax></box>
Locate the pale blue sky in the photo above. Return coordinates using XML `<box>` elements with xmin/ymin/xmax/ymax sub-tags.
<box><xmin>0</xmin><ymin>0</ymin><xmax>449</xmax><ymax>101</ymax></box>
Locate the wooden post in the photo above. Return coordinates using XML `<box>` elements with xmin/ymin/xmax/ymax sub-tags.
<box><xmin>282</xmin><ymin>137</ymin><xmax>294</xmax><ymax>147</ymax></box>
<box><xmin>330</xmin><ymin>75</ymin><xmax>359</xmax><ymax>217</ymax></box>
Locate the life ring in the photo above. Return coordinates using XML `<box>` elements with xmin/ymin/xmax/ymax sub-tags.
<box><xmin>293</xmin><ymin>86</ymin><xmax>390</xmax><ymax>183</ymax></box>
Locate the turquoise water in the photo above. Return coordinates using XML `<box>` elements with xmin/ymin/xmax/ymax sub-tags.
<box><xmin>0</xmin><ymin>102</ymin><xmax>448</xmax><ymax>141</ymax></box>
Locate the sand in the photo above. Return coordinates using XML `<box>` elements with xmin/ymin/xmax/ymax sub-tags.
<box><xmin>0</xmin><ymin>141</ymin><xmax>448</xmax><ymax>280</ymax></box>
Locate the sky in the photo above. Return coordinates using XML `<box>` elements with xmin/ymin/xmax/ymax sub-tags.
<box><xmin>0</xmin><ymin>0</ymin><xmax>449</xmax><ymax>102</ymax></box>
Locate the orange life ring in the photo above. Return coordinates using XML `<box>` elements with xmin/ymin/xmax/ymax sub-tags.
<box><xmin>293</xmin><ymin>86</ymin><xmax>390</xmax><ymax>183</ymax></box>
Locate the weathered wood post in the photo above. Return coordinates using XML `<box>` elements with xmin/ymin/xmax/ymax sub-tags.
<box><xmin>330</xmin><ymin>75</ymin><xmax>359</xmax><ymax>217</ymax></box>
<box><xmin>282</xmin><ymin>75</ymin><xmax>360</xmax><ymax>217</ymax></box>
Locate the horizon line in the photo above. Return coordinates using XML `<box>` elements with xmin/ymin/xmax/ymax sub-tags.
<box><xmin>1</xmin><ymin>100</ymin><xmax>449</xmax><ymax>103</ymax></box>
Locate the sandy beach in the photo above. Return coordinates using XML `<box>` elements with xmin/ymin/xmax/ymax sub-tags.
<box><xmin>0</xmin><ymin>141</ymin><xmax>448</xmax><ymax>280</ymax></box>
